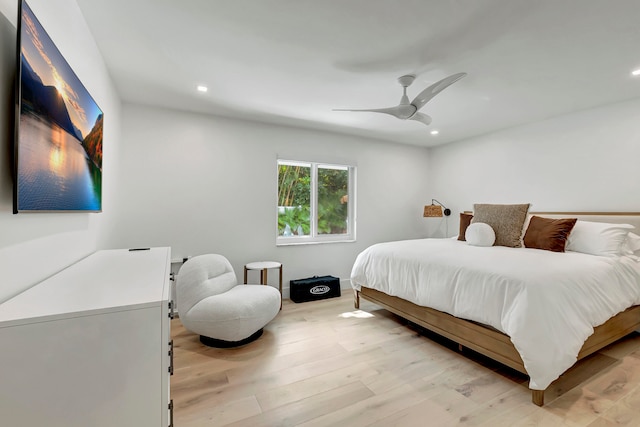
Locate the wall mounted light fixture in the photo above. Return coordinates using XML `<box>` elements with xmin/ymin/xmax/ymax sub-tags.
<box><xmin>423</xmin><ymin>199</ymin><xmax>451</xmax><ymax>217</ymax></box>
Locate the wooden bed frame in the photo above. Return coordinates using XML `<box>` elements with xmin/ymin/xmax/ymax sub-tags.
<box><xmin>353</xmin><ymin>212</ymin><xmax>640</xmax><ymax>406</ymax></box>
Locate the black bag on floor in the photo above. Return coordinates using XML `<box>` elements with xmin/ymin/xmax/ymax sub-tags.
<box><xmin>290</xmin><ymin>275</ymin><xmax>341</xmax><ymax>303</ymax></box>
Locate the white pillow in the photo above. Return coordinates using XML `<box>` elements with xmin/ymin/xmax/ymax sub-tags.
<box><xmin>622</xmin><ymin>232</ymin><xmax>640</xmax><ymax>255</ymax></box>
<box><xmin>565</xmin><ymin>221</ymin><xmax>634</xmax><ymax>257</ymax></box>
<box><xmin>465</xmin><ymin>223</ymin><xmax>496</xmax><ymax>247</ymax></box>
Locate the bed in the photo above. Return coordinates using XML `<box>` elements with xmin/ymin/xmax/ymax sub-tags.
<box><xmin>350</xmin><ymin>211</ymin><xmax>640</xmax><ymax>406</ymax></box>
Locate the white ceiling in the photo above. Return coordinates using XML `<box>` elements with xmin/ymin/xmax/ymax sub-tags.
<box><xmin>75</xmin><ymin>0</ymin><xmax>640</xmax><ymax>147</ymax></box>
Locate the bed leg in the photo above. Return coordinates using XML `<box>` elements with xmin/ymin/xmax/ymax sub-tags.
<box><xmin>531</xmin><ymin>390</ymin><xmax>544</xmax><ymax>406</ymax></box>
<box><xmin>354</xmin><ymin>289</ymin><xmax>360</xmax><ymax>309</ymax></box>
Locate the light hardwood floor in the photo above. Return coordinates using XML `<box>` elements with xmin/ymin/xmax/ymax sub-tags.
<box><xmin>171</xmin><ymin>294</ymin><xmax>640</xmax><ymax>426</ymax></box>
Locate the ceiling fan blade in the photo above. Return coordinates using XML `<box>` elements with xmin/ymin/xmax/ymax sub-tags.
<box><xmin>410</xmin><ymin>72</ymin><xmax>466</xmax><ymax>112</ymax></box>
<box><xmin>409</xmin><ymin>112</ymin><xmax>432</xmax><ymax>126</ymax></box>
<box><xmin>333</xmin><ymin>106</ymin><xmax>408</xmax><ymax>119</ymax></box>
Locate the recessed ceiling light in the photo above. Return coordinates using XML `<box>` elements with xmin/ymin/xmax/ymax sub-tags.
<box><xmin>197</xmin><ymin>85</ymin><xmax>208</xmax><ymax>92</ymax></box>
<box><xmin>632</xmin><ymin>69</ymin><xmax>640</xmax><ymax>77</ymax></box>
<box><xmin>430</xmin><ymin>130</ymin><xmax>439</xmax><ymax>135</ymax></box>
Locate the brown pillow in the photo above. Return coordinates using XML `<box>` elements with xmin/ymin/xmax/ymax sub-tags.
<box><xmin>471</xmin><ymin>203</ymin><xmax>530</xmax><ymax>247</ymax></box>
<box><xmin>524</xmin><ymin>216</ymin><xmax>577</xmax><ymax>252</ymax></box>
<box><xmin>458</xmin><ymin>213</ymin><xmax>473</xmax><ymax>241</ymax></box>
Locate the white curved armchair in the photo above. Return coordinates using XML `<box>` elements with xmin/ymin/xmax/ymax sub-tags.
<box><xmin>176</xmin><ymin>254</ymin><xmax>280</xmax><ymax>347</ymax></box>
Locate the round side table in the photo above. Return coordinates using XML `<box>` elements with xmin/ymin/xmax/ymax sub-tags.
<box><xmin>244</xmin><ymin>261</ymin><xmax>282</xmax><ymax>309</ymax></box>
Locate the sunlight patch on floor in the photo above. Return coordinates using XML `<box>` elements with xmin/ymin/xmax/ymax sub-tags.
<box><xmin>339</xmin><ymin>310</ymin><xmax>375</xmax><ymax>319</ymax></box>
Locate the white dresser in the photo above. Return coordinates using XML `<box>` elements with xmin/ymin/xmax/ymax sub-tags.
<box><xmin>0</xmin><ymin>247</ymin><xmax>173</xmax><ymax>427</ymax></box>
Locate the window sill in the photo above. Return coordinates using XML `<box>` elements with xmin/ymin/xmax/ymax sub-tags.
<box><xmin>276</xmin><ymin>238</ymin><xmax>356</xmax><ymax>247</ymax></box>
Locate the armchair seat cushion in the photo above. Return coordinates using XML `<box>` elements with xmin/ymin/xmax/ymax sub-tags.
<box><xmin>183</xmin><ymin>285</ymin><xmax>281</xmax><ymax>342</ymax></box>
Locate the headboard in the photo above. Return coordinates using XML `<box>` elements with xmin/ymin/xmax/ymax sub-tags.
<box><xmin>528</xmin><ymin>212</ymin><xmax>640</xmax><ymax>231</ymax></box>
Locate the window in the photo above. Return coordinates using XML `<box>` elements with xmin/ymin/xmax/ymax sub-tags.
<box><xmin>277</xmin><ymin>159</ymin><xmax>356</xmax><ymax>244</ymax></box>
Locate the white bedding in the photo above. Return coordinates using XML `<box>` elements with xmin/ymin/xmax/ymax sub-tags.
<box><xmin>350</xmin><ymin>238</ymin><xmax>640</xmax><ymax>390</ymax></box>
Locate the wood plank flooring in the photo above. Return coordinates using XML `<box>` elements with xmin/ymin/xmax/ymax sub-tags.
<box><xmin>171</xmin><ymin>294</ymin><xmax>640</xmax><ymax>426</ymax></box>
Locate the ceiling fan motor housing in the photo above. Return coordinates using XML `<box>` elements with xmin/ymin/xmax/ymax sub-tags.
<box><xmin>397</xmin><ymin>74</ymin><xmax>416</xmax><ymax>87</ymax></box>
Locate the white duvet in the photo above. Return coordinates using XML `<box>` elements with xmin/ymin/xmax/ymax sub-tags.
<box><xmin>350</xmin><ymin>238</ymin><xmax>640</xmax><ymax>390</ymax></box>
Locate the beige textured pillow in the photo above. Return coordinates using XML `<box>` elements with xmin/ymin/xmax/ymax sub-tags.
<box><xmin>471</xmin><ymin>203</ymin><xmax>530</xmax><ymax>247</ymax></box>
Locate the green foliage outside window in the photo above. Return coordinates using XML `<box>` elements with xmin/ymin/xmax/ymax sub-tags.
<box><xmin>278</xmin><ymin>164</ymin><xmax>310</xmax><ymax>236</ymax></box>
<box><xmin>277</xmin><ymin>206</ymin><xmax>310</xmax><ymax>236</ymax></box>
<box><xmin>277</xmin><ymin>164</ymin><xmax>310</xmax><ymax>207</ymax></box>
<box><xmin>277</xmin><ymin>163</ymin><xmax>350</xmax><ymax>237</ymax></box>
<box><xmin>317</xmin><ymin>168</ymin><xmax>348</xmax><ymax>235</ymax></box>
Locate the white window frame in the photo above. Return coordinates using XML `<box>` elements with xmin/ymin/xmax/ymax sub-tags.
<box><xmin>276</xmin><ymin>159</ymin><xmax>356</xmax><ymax>246</ymax></box>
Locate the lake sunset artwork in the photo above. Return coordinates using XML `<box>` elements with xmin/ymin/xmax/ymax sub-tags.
<box><xmin>15</xmin><ymin>0</ymin><xmax>103</xmax><ymax>212</ymax></box>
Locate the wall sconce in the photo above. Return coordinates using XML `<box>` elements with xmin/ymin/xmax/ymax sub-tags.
<box><xmin>423</xmin><ymin>199</ymin><xmax>451</xmax><ymax>217</ymax></box>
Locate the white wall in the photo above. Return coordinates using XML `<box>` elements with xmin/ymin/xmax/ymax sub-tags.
<box><xmin>102</xmin><ymin>103</ymin><xmax>431</xmax><ymax>296</ymax></box>
<box><xmin>0</xmin><ymin>0</ymin><xmax>121</xmax><ymax>302</ymax></box>
<box><xmin>428</xmin><ymin>98</ymin><xmax>640</xmax><ymax>237</ymax></box>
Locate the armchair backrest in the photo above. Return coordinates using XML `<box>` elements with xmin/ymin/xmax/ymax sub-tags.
<box><xmin>176</xmin><ymin>254</ymin><xmax>238</xmax><ymax>315</ymax></box>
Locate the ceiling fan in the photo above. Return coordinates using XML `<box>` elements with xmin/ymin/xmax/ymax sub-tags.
<box><xmin>334</xmin><ymin>72</ymin><xmax>467</xmax><ymax>126</ymax></box>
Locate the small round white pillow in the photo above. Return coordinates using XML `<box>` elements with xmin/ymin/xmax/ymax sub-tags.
<box><xmin>465</xmin><ymin>222</ymin><xmax>495</xmax><ymax>247</ymax></box>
